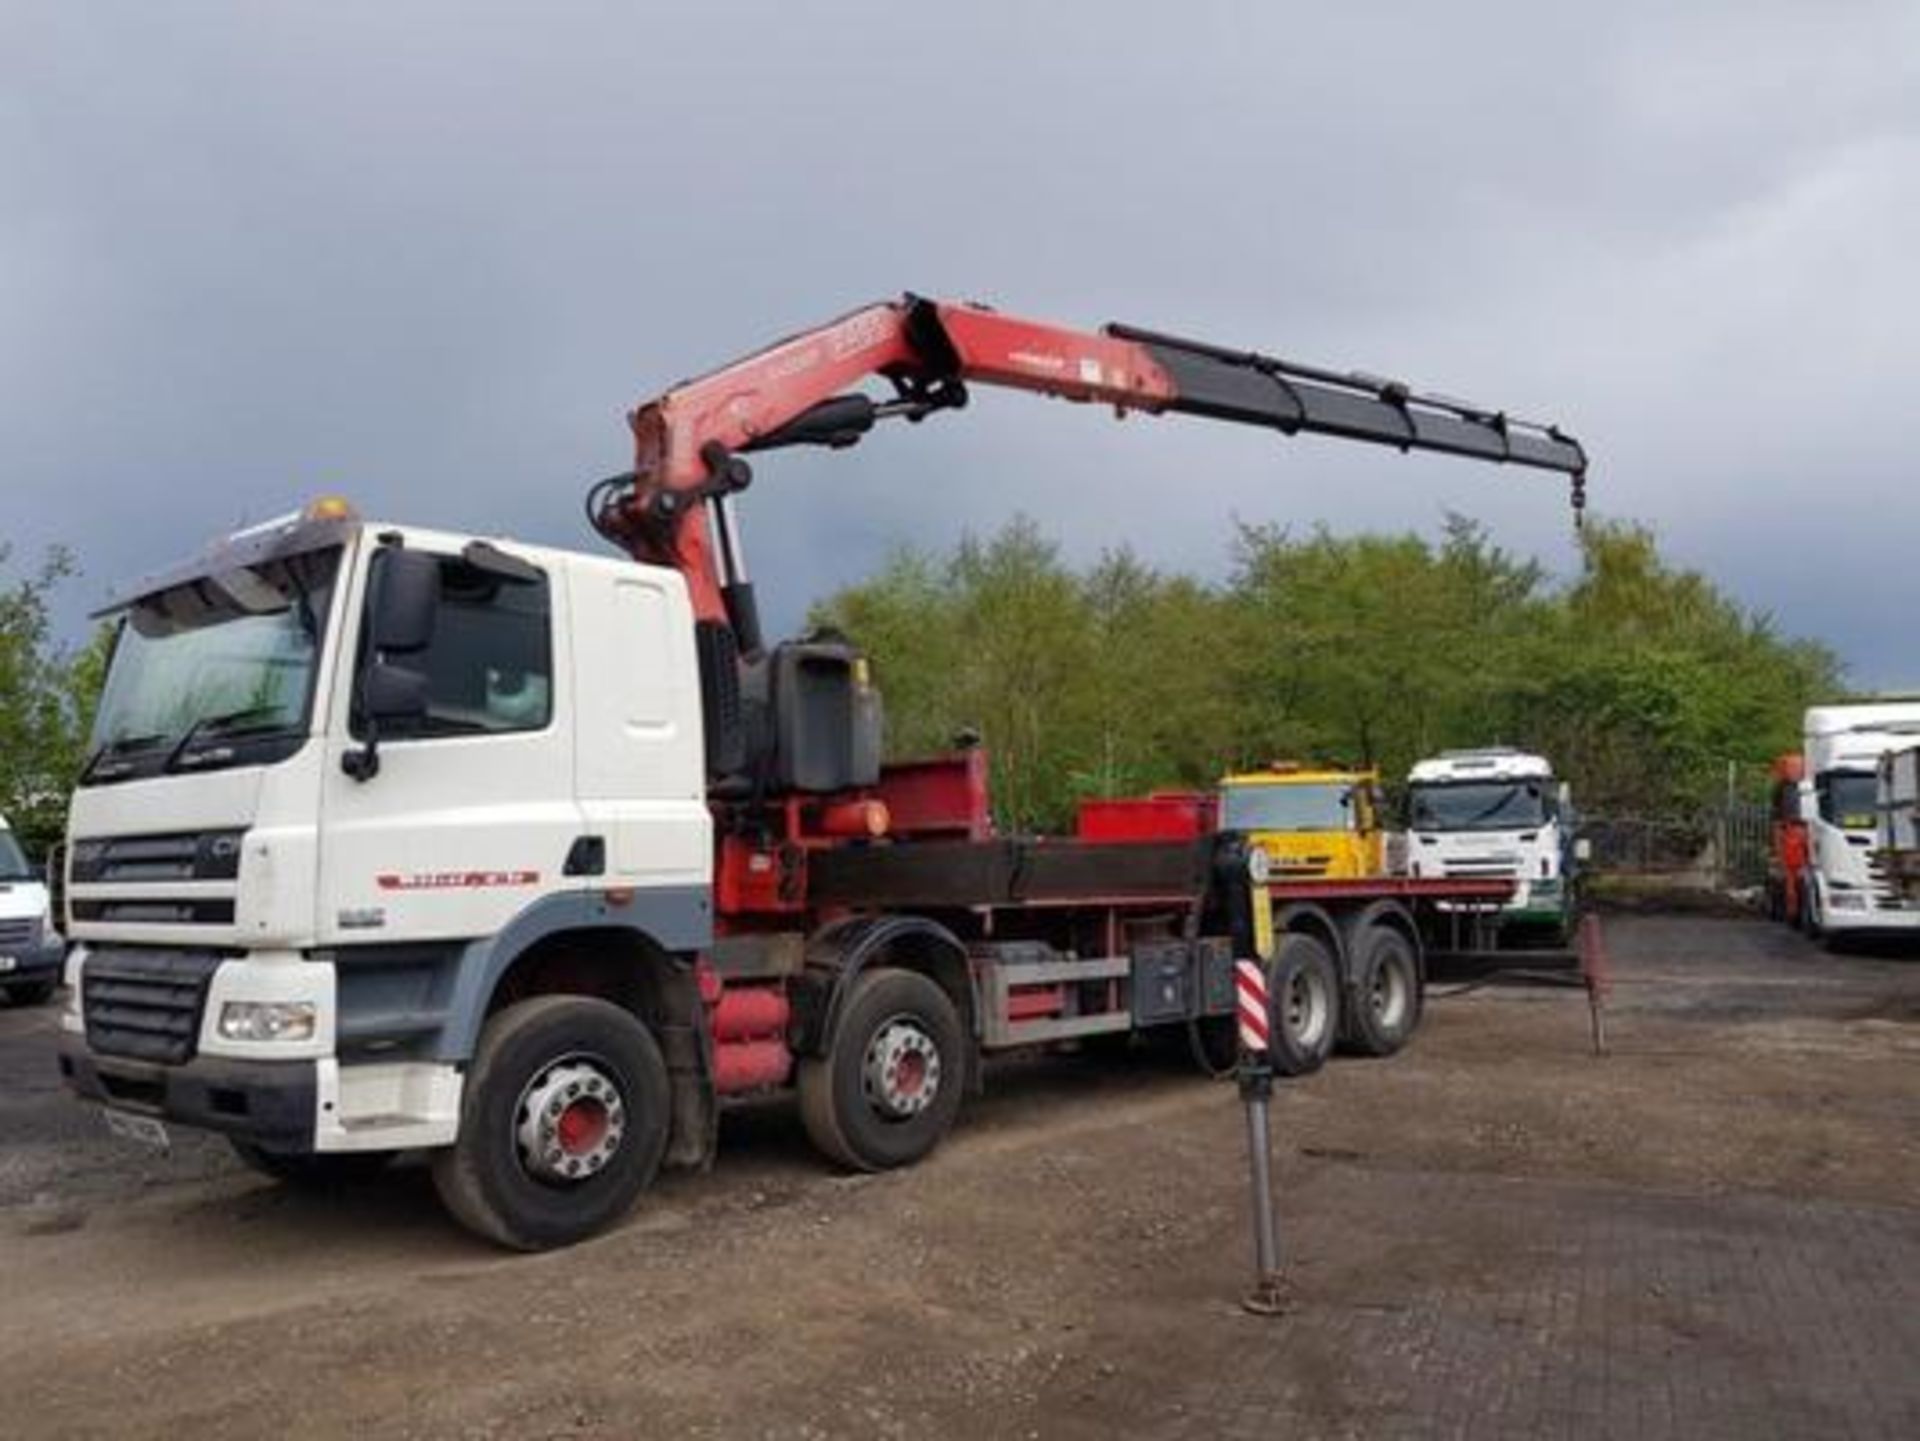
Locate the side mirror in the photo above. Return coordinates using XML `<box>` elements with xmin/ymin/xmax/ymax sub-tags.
<box><xmin>362</xmin><ymin>660</ymin><xmax>429</xmax><ymax>724</ymax></box>
<box><xmin>370</xmin><ymin>549</ymin><xmax>439</xmax><ymax>655</ymax></box>
<box><xmin>344</xmin><ymin>548</ymin><xmax>439</xmax><ymax>782</ymax></box>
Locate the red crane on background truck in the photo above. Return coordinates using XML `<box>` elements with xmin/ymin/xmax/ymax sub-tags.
<box><xmin>59</xmin><ymin>295</ymin><xmax>1587</xmax><ymax>1247</ymax></box>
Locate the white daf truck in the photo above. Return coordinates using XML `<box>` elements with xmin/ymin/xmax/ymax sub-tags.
<box><xmin>1404</xmin><ymin>748</ymin><xmax>1578</xmax><ymax>942</ymax></box>
<box><xmin>1800</xmin><ymin>701</ymin><xmax>1920</xmax><ymax>944</ymax></box>
<box><xmin>58</xmin><ymin>503</ymin><xmax>714</xmax><ymax>1204</ymax></box>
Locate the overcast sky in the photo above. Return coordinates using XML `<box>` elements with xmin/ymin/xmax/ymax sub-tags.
<box><xmin>5</xmin><ymin>2</ymin><xmax>1916</xmax><ymax>685</ymax></box>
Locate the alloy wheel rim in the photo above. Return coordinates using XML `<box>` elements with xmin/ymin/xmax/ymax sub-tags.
<box><xmin>515</xmin><ymin>1055</ymin><xmax>627</xmax><ymax>1184</ymax></box>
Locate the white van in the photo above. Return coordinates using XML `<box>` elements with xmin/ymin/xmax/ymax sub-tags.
<box><xmin>0</xmin><ymin>813</ymin><xmax>64</xmax><ymax>1005</ymax></box>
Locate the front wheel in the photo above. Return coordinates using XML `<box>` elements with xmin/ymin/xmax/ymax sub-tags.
<box><xmin>432</xmin><ymin>995</ymin><xmax>671</xmax><ymax>1251</ymax></box>
<box><xmin>798</xmin><ymin>967</ymin><xmax>967</xmax><ymax>1172</ymax></box>
<box><xmin>4</xmin><ymin>980</ymin><xmax>56</xmax><ymax>1007</ymax></box>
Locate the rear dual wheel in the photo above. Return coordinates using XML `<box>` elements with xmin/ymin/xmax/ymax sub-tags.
<box><xmin>1266</xmin><ymin>934</ymin><xmax>1339</xmax><ymax>1077</ymax></box>
<box><xmin>1341</xmin><ymin>923</ymin><xmax>1423</xmax><ymax>1057</ymax></box>
<box><xmin>1262</xmin><ymin>923</ymin><xmax>1422</xmax><ymax>1072</ymax></box>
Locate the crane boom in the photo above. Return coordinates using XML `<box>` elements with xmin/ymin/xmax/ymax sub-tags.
<box><xmin>589</xmin><ymin>294</ymin><xmax>1588</xmax><ymax>642</ymax></box>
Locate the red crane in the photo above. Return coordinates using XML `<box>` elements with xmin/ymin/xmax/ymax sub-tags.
<box><xmin>587</xmin><ymin>294</ymin><xmax>1588</xmax><ymax>650</ymax></box>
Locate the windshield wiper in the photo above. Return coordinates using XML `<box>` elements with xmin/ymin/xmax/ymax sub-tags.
<box><xmin>161</xmin><ymin>706</ymin><xmax>296</xmax><ymax>774</ymax></box>
<box><xmin>77</xmin><ymin>732</ymin><xmax>169</xmax><ymax>784</ymax></box>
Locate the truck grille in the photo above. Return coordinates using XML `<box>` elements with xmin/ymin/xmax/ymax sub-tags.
<box><xmin>1271</xmin><ymin>853</ymin><xmax>1333</xmax><ymax>878</ymax></box>
<box><xmin>68</xmin><ymin>830</ymin><xmax>244</xmax><ymax>884</ymax></box>
<box><xmin>0</xmin><ymin>917</ymin><xmax>36</xmax><ymax>949</ymax></box>
<box><xmin>69</xmin><ymin>898</ymin><xmax>236</xmax><ymax>926</ymax></box>
<box><xmin>1864</xmin><ymin>855</ymin><xmax>1910</xmax><ymax>910</ymax></box>
<box><xmin>1443</xmin><ymin>859</ymin><xmax>1520</xmax><ymax>879</ymax></box>
<box><xmin>82</xmin><ymin>949</ymin><xmax>224</xmax><ymax>1065</ymax></box>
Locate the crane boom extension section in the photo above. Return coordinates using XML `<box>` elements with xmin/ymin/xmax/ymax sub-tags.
<box><xmin>592</xmin><ymin>294</ymin><xmax>1588</xmax><ymax>636</ymax></box>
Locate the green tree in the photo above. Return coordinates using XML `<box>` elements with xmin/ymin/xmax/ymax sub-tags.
<box><xmin>0</xmin><ymin>546</ymin><xmax>109</xmax><ymax>855</ymax></box>
<box><xmin>1224</xmin><ymin>516</ymin><xmax>1550</xmax><ymax>779</ymax></box>
<box><xmin>816</xmin><ymin>512</ymin><xmax>1842</xmax><ymax>833</ymax></box>
<box><xmin>1505</xmin><ymin>520</ymin><xmax>1837</xmax><ymax>814</ymax></box>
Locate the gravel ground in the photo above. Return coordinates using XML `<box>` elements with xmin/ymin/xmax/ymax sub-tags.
<box><xmin>0</xmin><ymin>913</ymin><xmax>1915</xmax><ymax>1439</ymax></box>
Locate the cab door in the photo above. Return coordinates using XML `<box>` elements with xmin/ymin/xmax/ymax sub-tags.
<box><xmin>316</xmin><ymin>539</ymin><xmax>583</xmax><ymax>947</ymax></box>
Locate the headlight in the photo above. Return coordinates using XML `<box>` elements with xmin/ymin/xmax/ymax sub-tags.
<box><xmin>1246</xmin><ymin>846</ymin><xmax>1272</xmax><ymax>885</ymax></box>
<box><xmin>218</xmin><ymin>1001</ymin><xmax>317</xmax><ymax>1043</ymax></box>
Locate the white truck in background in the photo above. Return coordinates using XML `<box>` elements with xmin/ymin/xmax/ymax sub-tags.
<box><xmin>0</xmin><ymin>812</ymin><xmax>65</xmax><ymax>1005</ymax></box>
<box><xmin>1404</xmin><ymin>749</ymin><xmax>1579</xmax><ymax>943</ymax></box>
<box><xmin>1877</xmin><ymin>744</ymin><xmax>1920</xmax><ymax>904</ymax></box>
<box><xmin>1800</xmin><ymin>702</ymin><xmax>1920</xmax><ymax>945</ymax></box>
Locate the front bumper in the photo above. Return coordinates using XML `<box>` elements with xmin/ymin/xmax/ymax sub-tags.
<box><xmin>0</xmin><ymin>935</ymin><xmax>66</xmax><ymax>988</ymax></box>
<box><xmin>57</xmin><ymin>1033</ymin><xmax>316</xmax><ymax>1151</ymax></box>
<box><xmin>1819</xmin><ymin>908</ymin><xmax>1920</xmax><ymax>934</ymax></box>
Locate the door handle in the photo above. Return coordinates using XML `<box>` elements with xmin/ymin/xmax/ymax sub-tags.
<box><xmin>563</xmin><ymin>836</ymin><xmax>606</xmax><ymax>877</ymax></box>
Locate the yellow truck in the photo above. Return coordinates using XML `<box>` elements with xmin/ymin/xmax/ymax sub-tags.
<box><xmin>1218</xmin><ymin>763</ymin><xmax>1389</xmax><ymax>880</ymax></box>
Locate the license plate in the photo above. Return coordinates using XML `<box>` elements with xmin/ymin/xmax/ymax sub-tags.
<box><xmin>0</xmin><ymin>956</ymin><xmax>15</xmax><ymax>973</ymax></box>
<box><xmin>103</xmin><ymin>1108</ymin><xmax>170</xmax><ymax>1151</ymax></box>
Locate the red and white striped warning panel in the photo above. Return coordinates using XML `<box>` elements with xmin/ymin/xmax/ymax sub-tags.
<box><xmin>1235</xmin><ymin>959</ymin><xmax>1270</xmax><ymax>1052</ymax></box>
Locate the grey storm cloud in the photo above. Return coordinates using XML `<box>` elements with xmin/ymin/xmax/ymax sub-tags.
<box><xmin>3</xmin><ymin>1</ymin><xmax>1916</xmax><ymax>683</ymax></box>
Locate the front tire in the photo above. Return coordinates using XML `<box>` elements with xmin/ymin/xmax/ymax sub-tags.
<box><xmin>432</xmin><ymin>995</ymin><xmax>670</xmax><ymax>1251</ymax></box>
<box><xmin>798</xmin><ymin>968</ymin><xmax>967</xmax><ymax>1172</ymax></box>
<box><xmin>5</xmin><ymin>980</ymin><xmax>56</xmax><ymax>1007</ymax></box>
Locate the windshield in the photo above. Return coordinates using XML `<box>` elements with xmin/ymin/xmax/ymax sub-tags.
<box><xmin>1816</xmin><ymin>771</ymin><xmax>1877</xmax><ymax>831</ymax></box>
<box><xmin>1220</xmin><ymin>782</ymin><xmax>1352</xmax><ymax>832</ymax></box>
<box><xmin>1409</xmin><ymin>780</ymin><xmax>1549</xmax><ymax>833</ymax></box>
<box><xmin>0</xmin><ymin>831</ymin><xmax>32</xmax><ymax>882</ymax></box>
<box><xmin>84</xmin><ymin>546</ymin><xmax>342</xmax><ymax>783</ymax></box>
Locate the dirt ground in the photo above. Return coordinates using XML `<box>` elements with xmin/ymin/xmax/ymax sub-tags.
<box><xmin>2</xmin><ymin>913</ymin><xmax>1916</xmax><ymax>1439</ymax></box>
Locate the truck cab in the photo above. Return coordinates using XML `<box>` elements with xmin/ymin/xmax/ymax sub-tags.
<box><xmin>0</xmin><ymin>813</ymin><xmax>64</xmax><ymax>1005</ymax></box>
<box><xmin>1404</xmin><ymin>748</ymin><xmax>1575</xmax><ymax>939</ymax></box>
<box><xmin>1217</xmin><ymin>764</ymin><xmax>1386</xmax><ymax>881</ymax></box>
<box><xmin>58</xmin><ymin>500</ymin><xmax>711</xmax><ymax>1164</ymax></box>
<box><xmin>1801</xmin><ymin>702</ymin><xmax>1920</xmax><ymax>943</ymax></box>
